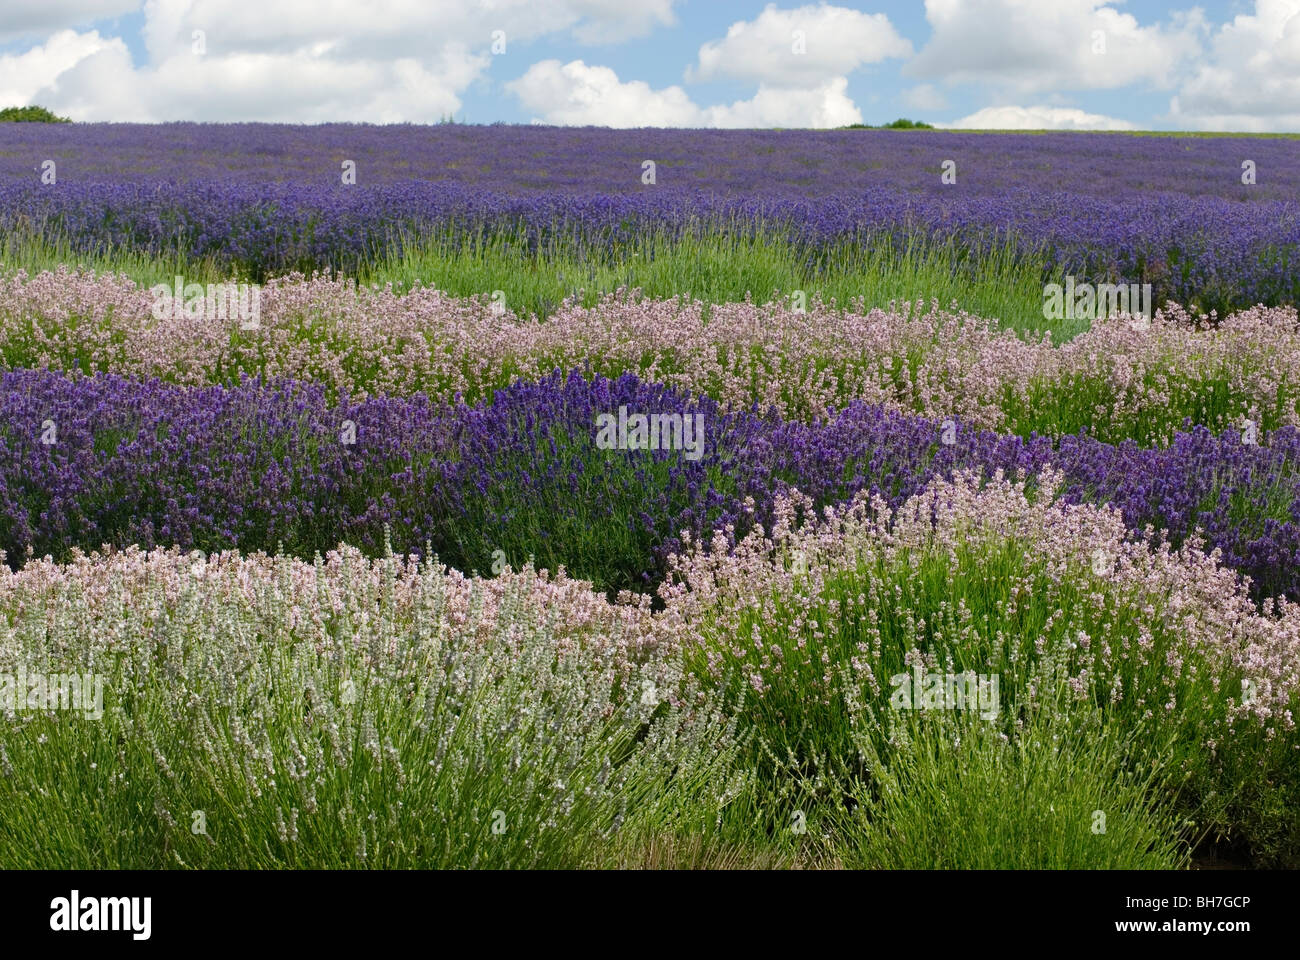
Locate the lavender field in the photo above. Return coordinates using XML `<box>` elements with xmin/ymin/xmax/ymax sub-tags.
<box><xmin>4</xmin><ymin>125</ymin><xmax>1300</xmax><ymax>315</ymax></box>
<box><xmin>1</xmin><ymin>121</ymin><xmax>1299</xmax><ymax>874</ymax></box>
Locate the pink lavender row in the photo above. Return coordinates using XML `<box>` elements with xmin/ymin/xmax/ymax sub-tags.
<box><xmin>2</xmin><ymin>468</ymin><xmax>1294</xmax><ymax>748</ymax></box>
<box><xmin>4</xmin><ymin>469</ymin><xmax>1296</xmax><ymax>736</ymax></box>
<box><xmin>4</xmin><ymin>471</ymin><xmax>1296</xmax><ymax>787</ymax></box>
<box><xmin>3</xmin><ymin>270</ymin><xmax>1299</xmax><ymax>445</ymax></box>
<box><xmin>1</xmin><ymin>367</ymin><xmax>1296</xmax><ymax>600</ymax></box>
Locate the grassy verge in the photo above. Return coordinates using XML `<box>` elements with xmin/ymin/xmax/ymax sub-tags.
<box><xmin>365</xmin><ymin>226</ymin><xmax>1065</xmax><ymax>339</ymax></box>
<box><xmin>0</xmin><ymin>225</ymin><xmax>1066</xmax><ymax>339</ymax></box>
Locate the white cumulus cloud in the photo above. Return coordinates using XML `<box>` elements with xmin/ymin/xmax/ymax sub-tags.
<box><xmin>1169</xmin><ymin>0</ymin><xmax>1300</xmax><ymax>131</ymax></box>
<box><xmin>688</xmin><ymin>3</ymin><xmax>911</xmax><ymax>85</ymax></box>
<box><xmin>3</xmin><ymin>0</ymin><xmax>687</xmax><ymax>121</ymax></box>
<box><xmin>505</xmin><ymin>59</ymin><xmax>701</xmax><ymax>126</ymax></box>
<box><xmin>507</xmin><ymin>59</ymin><xmax>862</xmax><ymax>127</ymax></box>
<box><xmin>0</xmin><ymin>29</ymin><xmax>123</xmax><ymax>107</ymax></box>
<box><xmin>0</xmin><ymin>1</ymin><xmax>140</xmax><ymax>40</ymax></box>
<box><xmin>37</xmin><ymin>43</ymin><xmax>487</xmax><ymax>122</ymax></box>
<box><xmin>702</xmin><ymin>78</ymin><xmax>862</xmax><ymax>127</ymax></box>
<box><xmin>908</xmin><ymin>0</ymin><xmax>1204</xmax><ymax>93</ymax></box>
<box><xmin>940</xmin><ymin>104</ymin><xmax>1138</xmax><ymax>130</ymax></box>
<box><xmin>137</xmin><ymin>0</ymin><xmax>678</xmax><ymax>61</ymax></box>
<box><xmin>566</xmin><ymin>0</ymin><xmax>680</xmax><ymax>44</ymax></box>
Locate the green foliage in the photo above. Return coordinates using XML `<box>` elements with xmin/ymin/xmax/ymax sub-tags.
<box><xmin>0</xmin><ymin>105</ymin><xmax>71</xmax><ymax>123</ymax></box>
<box><xmin>841</xmin><ymin>118</ymin><xmax>936</xmax><ymax>130</ymax></box>
<box><xmin>836</xmin><ymin>702</ymin><xmax>1191</xmax><ymax>869</ymax></box>
<box><xmin>370</xmin><ymin>225</ymin><xmax>1052</xmax><ymax>335</ymax></box>
<box><xmin>0</xmin><ymin>223</ymin><xmax>1058</xmax><ymax>338</ymax></box>
<box><xmin>0</xmin><ymin>554</ymin><xmax>750</xmax><ymax>868</ymax></box>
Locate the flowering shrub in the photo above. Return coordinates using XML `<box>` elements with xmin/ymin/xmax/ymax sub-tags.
<box><xmin>0</xmin><ymin>544</ymin><xmax>748</xmax><ymax>868</ymax></box>
<box><xmin>838</xmin><ymin>702</ymin><xmax>1192</xmax><ymax>870</ymax></box>
<box><xmin>656</xmin><ymin>472</ymin><xmax>1300</xmax><ymax>860</ymax></box>
<box><xmin>1</xmin><ymin>474</ymin><xmax>1296</xmax><ymax>865</ymax></box>
<box><xmin>3</xmin><ymin>271</ymin><xmax>1298</xmax><ymax>444</ymax></box>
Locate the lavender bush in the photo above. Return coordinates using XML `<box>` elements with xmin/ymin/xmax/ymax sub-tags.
<box><xmin>2</xmin><ymin>367</ymin><xmax>1298</xmax><ymax>600</ymax></box>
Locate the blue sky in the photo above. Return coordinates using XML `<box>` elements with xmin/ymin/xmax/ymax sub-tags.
<box><xmin>1</xmin><ymin>1</ymin><xmax>1295</xmax><ymax>130</ymax></box>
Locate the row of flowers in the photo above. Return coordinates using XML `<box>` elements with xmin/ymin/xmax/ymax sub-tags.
<box><xmin>3</xmin><ymin>472</ymin><xmax>1297</xmax><ymax>865</ymax></box>
<box><xmin>3</xmin><ymin>270</ymin><xmax>1299</xmax><ymax>444</ymax></box>
<box><xmin>2</xmin><ymin>367</ymin><xmax>1297</xmax><ymax>599</ymax></box>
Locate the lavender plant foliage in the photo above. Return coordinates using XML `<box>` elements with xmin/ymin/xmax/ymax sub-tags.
<box><xmin>3</xmin><ymin>125</ymin><xmax>1298</xmax><ymax>310</ymax></box>
<box><xmin>1</xmin><ymin>368</ymin><xmax>1296</xmax><ymax>599</ymax></box>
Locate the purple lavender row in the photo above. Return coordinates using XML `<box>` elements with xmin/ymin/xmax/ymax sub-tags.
<box><xmin>5</xmin><ymin>180</ymin><xmax>1296</xmax><ymax>309</ymax></box>
<box><xmin>5</xmin><ymin>125</ymin><xmax>1300</xmax><ymax>307</ymax></box>
<box><xmin>6</xmin><ymin>124</ymin><xmax>1298</xmax><ymax>198</ymax></box>
<box><xmin>1</xmin><ymin>367</ymin><xmax>1296</xmax><ymax>599</ymax></box>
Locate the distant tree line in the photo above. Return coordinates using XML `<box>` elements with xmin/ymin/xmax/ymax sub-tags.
<box><xmin>0</xmin><ymin>105</ymin><xmax>72</xmax><ymax>123</ymax></box>
<box><xmin>842</xmin><ymin>118</ymin><xmax>935</xmax><ymax>130</ymax></box>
